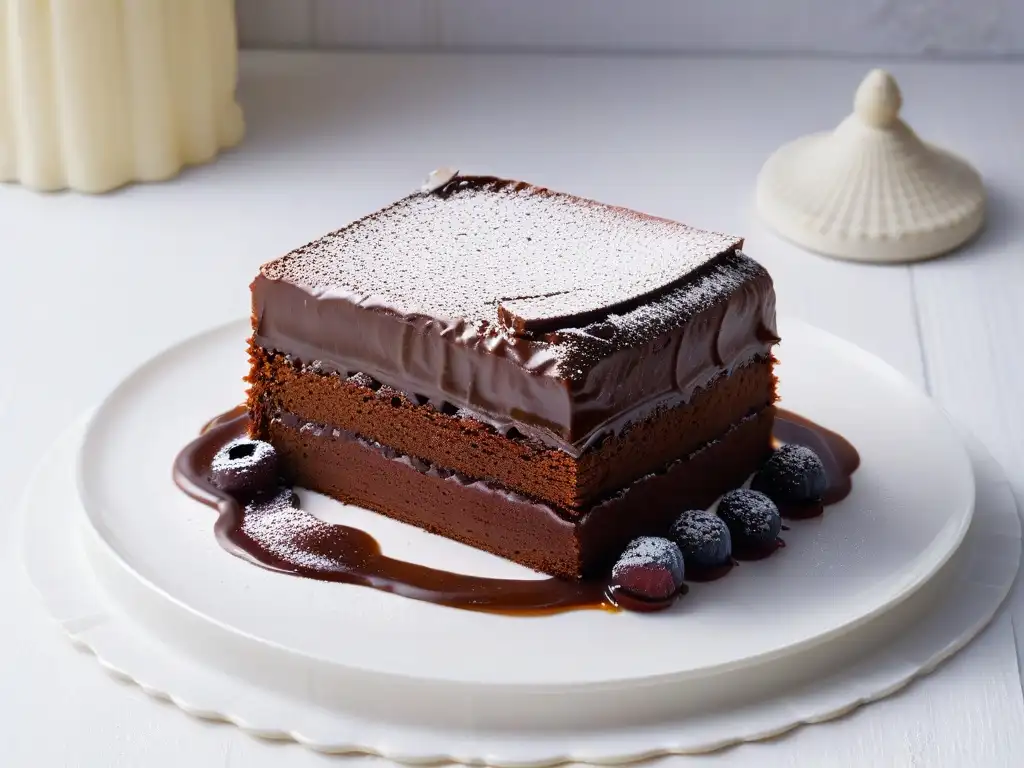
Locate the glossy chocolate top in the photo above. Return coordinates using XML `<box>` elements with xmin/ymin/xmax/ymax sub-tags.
<box><xmin>252</xmin><ymin>175</ymin><xmax>778</xmax><ymax>455</ymax></box>
<box><xmin>262</xmin><ymin>176</ymin><xmax>742</xmax><ymax>335</ymax></box>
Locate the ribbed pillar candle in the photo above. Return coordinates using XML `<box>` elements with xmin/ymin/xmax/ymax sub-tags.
<box><xmin>0</xmin><ymin>0</ymin><xmax>244</xmax><ymax>193</ymax></box>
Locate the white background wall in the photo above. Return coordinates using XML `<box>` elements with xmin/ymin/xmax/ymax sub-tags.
<box><xmin>237</xmin><ymin>0</ymin><xmax>1024</xmax><ymax>56</ymax></box>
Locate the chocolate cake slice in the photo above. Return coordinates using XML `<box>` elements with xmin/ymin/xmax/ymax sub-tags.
<box><xmin>248</xmin><ymin>174</ymin><xmax>779</xmax><ymax>578</ymax></box>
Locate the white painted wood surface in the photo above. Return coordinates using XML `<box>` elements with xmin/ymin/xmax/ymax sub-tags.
<box><xmin>1</xmin><ymin>51</ymin><xmax>1023</xmax><ymax>767</ymax></box>
<box><xmin>236</xmin><ymin>0</ymin><xmax>1024</xmax><ymax>55</ymax></box>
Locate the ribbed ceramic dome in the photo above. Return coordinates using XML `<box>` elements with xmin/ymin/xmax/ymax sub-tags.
<box><xmin>756</xmin><ymin>70</ymin><xmax>985</xmax><ymax>263</ymax></box>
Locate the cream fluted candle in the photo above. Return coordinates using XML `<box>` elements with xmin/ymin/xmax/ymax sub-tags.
<box><xmin>0</xmin><ymin>0</ymin><xmax>244</xmax><ymax>193</ymax></box>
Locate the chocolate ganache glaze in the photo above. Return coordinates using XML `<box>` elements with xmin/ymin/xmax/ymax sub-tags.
<box><xmin>173</xmin><ymin>407</ymin><xmax>858</xmax><ymax>616</ymax></box>
<box><xmin>251</xmin><ymin>176</ymin><xmax>778</xmax><ymax>457</ymax></box>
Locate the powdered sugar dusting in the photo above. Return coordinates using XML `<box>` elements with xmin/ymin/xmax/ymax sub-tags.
<box><xmin>550</xmin><ymin>254</ymin><xmax>770</xmax><ymax>377</ymax></box>
<box><xmin>211</xmin><ymin>438</ymin><xmax>275</xmax><ymax>477</ymax></box>
<box><xmin>612</xmin><ymin>536</ymin><xmax>685</xmax><ymax>582</ymax></box>
<box><xmin>751</xmin><ymin>444</ymin><xmax>827</xmax><ymax>505</ymax></box>
<box><xmin>241</xmin><ymin>489</ymin><xmax>336</xmax><ymax>571</ymax></box>
<box><xmin>261</xmin><ymin>176</ymin><xmax>742</xmax><ymax>329</ymax></box>
<box><xmin>772</xmin><ymin>444</ymin><xmax>825</xmax><ymax>478</ymax></box>
<box><xmin>718</xmin><ymin>490</ymin><xmax>781</xmax><ymax>537</ymax></box>
<box><xmin>671</xmin><ymin>510</ymin><xmax>730</xmax><ymax>550</ymax></box>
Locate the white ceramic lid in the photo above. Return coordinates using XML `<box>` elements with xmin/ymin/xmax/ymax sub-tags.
<box><xmin>755</xmin><ymin>69</ymin><xmax>986</xmax><ymax>263</ymax></box>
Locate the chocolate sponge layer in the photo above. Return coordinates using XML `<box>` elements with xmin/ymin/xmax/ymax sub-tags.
<box><xmin>248</xmin><ymin>345</ymin><xmax>776</xmax><ymax>513</ymax></box>
<box><xmin>262</xmin><ymin>407</ymin><xmax>775</xmax><ymax>579</ymax></box>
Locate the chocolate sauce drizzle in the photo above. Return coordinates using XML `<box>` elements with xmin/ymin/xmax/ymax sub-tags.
<box><xmin>174</xmin><ymin>407</ymin><xmax>858</xmax><ymax>616</ymax></box>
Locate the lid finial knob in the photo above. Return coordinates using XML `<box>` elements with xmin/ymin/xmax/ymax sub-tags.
<box><xmin>854</xmin><ymin>69</ymin><xmax>902</xmax><ymax>128</ymax></box>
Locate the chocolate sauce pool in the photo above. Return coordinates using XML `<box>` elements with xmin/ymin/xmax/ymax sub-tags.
<box><xmin>173</xmin><ymin>407</ymin><xmax>858</xmax><ymax>615</ymax></box>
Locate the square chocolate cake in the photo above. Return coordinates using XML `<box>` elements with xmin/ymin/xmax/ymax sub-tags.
<box><xmin>247</xmin><ymin>174</ymin><xmax>779</xmax><ymax>579</ymax></box>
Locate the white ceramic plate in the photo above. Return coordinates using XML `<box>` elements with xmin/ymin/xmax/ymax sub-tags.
<box><xmin>53</xmin><ymin>317</ymin><xmax>983</xmax><ymax>739</ymax></box>
<box><xmin>23</xmin><ymin>411</ymin><xmax>1019</xmax><ymax>763</ymax></box>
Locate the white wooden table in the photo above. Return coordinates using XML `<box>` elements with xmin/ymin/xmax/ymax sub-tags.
<box><xmin>2</xmin><ymin>51</ymin><xmax>1022</xmax><ymax>767</ymax></box>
